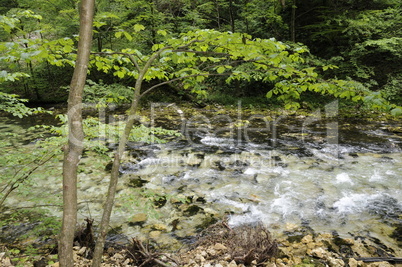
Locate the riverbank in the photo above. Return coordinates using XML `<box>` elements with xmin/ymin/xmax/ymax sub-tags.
<box><xmin>1</xmin><ymin>219</ymin><xmax>401</xmax><ymax>266</ymax></box>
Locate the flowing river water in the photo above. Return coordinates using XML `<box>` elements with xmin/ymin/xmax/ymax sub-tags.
<box><xmin>1</xmin><ymin>104</ymin><xmax>402</xmax><ymax>253</ymax></box>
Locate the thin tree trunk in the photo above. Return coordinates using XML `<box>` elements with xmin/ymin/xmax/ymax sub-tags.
<box><xmin>59</xmin><ymin>0</ymin><xmax>94</xmax><ymax>266</ymax></box>
<box><xmin>291</xmin><ymin>0</ymin><xmax>296</xmax><ymax>42</ymax></box>
<box><xmin>91</xmin><ymin>48</ymin><xmax>167</xmax><ymax>267</ymax></box>
<box><xmin>214</xmin><ymin>0</ymin><xmax>221</xmax><ymax>30</ymax></box>
<box><xmin>91</xmin><ymin>83</ymin><xmax>141</xmax><ymax>267</ymax></box>
<box><xmin>228</xmin><ymin>0</ymin><xmax>235</xmax><ymax>33</ymax></box>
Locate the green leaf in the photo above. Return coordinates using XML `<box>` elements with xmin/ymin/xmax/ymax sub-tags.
<box><xmin>352</xmin><ymin>95</ymin><xmax>362</xmax><ymax>102</ymax></box>
<box><xmin>63</xmin><ymin>45</ymin><xmax>73</xmax><ymax>53</ymax></box>
<box><xmin>216</xmin><ymin>66</ymin><xmax>225</xmax><ymax>74</ymax></box>
<box><xmin>95</xmin><ymin>61</ymin><xmax>103</xmax><ymax>70</ymax></box>
<box><xmin>123</xmin><ymin>32</ymin><xmax>133</xmax><ymax>41</ymax></box>
<box><xmin>390</xmin><ymin>107</ymin><xmax>402</xmax><ymax>116</ymax></box>
<box><xmin>266</xmin><ymin>90</ymin><xmax>273</xmax><ymax>98</ymax></box>
<box><xmin>116</xmin><ymin>71</ymin><xmax>125</xmax><ymax>78</ymax></box>
<box><xmin>340</xmin><ymin>91</ymin><xmax>351</xmax><ymax>99</ymax></box>
<box><xmin>115</xmin><ymin>31</ymin><xmax>122</xmax><ymax>38</ymax></box>
<box><xmin>196</xmin><ymin>75</ymin><xmax>205</xmax><ymax>82</ymax></box>
<box><xmin>157</xmin><ymin>30</ymin><xmax>167</xmax><ymax>36</ymax></box>
<box><xmin>133</xmin><ymin>24</ymin><xmax>145</xmax><ymax>32</ymax></box>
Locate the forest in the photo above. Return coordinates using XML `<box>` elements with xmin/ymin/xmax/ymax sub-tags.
<box><xmin>1</xmin><ymin>0</ymin><xmax>401</xmax><ymax>113</ymax></box>
<box><xmin>1</xmin><ymin>0</ymin><xmax>402</xmax><ymax>266</ymax></box>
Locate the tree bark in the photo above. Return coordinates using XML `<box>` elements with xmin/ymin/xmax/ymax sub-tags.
<box><xmin>59</xmin><ymin>0</ymin><xmax>94</xmax><ymax>266</ymax></box>
<box><xmin>91</xmin><ymin>48</ymin><xmax>167</xmax><ymax>267</ymax></box>
<box><xmin>290</xmin><ymin>0</ymin><xmax>296</xmax><ymax>42</ymax></box>
<box><xmin>228</xmin><ymin>0</ymin><xmax>235</xmax><ymax>33</ymax></box>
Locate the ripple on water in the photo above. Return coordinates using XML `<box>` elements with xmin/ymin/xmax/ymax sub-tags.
<box><xmin>1</xmin><ymin>116</ymin><xmax>401</xmax><ymax>253</ymax></box>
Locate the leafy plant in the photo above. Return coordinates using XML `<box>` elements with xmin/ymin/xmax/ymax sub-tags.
<box><xmin>0</xmin><ymin>92</ymin><xmax>50</xmax><ymax>118</ymax></box>
<box><xmin>0</xmin><ymin>124</ymin><xmax>60</xmax><ymax>208</ymax></box>
<box><xmin>383</xmin><ymin>73</ymin><xmax>402</xmax><ymax>103</ymax></box>
<box><xmin>80</xmin><ymin>79</ymin><xmax>134</xmax><ymax>107</ymax></box>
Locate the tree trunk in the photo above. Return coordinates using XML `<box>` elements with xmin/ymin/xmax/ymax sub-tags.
<box><xmin>290</xmin><ymin>0</ymin><xmax>296</xmax><ymax>42</ymax></box>
<box><xmin>228</xmin><ymin>0</ymin><xmax>235</xmax><ymax>33</ymax></box>
<box><xmin>91</xmin><ymin>86</ymin><xmax>141</xmax><ymax>267</ymax></box>
<box><xmin>91</xmin><ymin>48</ymin><xmax>167</xmax><ymax>267</ymax></box>
<box><xmin>58</xmin><ymin>0</ymin><xmax>94</xmax><ymax>266</ymax></box>
<box><xmin>214</xmin><ymin>0</ymin><xmax>221</xmax><ymax>30</ymax></box>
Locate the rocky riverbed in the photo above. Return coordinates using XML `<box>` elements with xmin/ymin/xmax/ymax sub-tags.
<box><xmin>1</xmin><ymin>106</ymin><xmax>402</xmax><ymax>266</ymax></box>
<box><xmin>1</xmin><ymin>220</ymin><xmax>401</xmax><ymax>266</ymax></box>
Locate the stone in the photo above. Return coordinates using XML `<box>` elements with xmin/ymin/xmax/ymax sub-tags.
<box><xmin>228</xmin><ymin>260</ymin><xmax>238</xmax><ymax>267</ymax></box>
<box><xmin>207</xmin><ymin>248</ymin><xmax>217</xmax><ymax>256</ymax></box>
<box><xmin>214</xmin><ymin>243</ymin><xmax>227</xmax><ymax>250</ymax></box>
<box><xmin>301</xmin><ymin>234</ymin><xmax>313</xmax><ymax>244</ymax></box>
<box><xmin>130</xmin><ymin>213</ymin><xmax>148</xmax><ymax>224</ymax></box>
<box><xmin>152</xmin><ymin>223</ymin><xmax>168</xmax><ymax>231</ymax></box>
<box><xmin>348</xmin><ymin>258</ymin><xmax>363</xmax><ymax>267</ymax></box>
<box><xmin>1</xmin><ymin>257</ymin><xmax>13</xmax><ymax>267</ymax></box>
<box><xmin>343</xmin><ymin>238</ymin><xmax>355</xmax><ymax>245</ymax></box>
<box><xmin>123</xmin><ymin>258</ymin><xmax>132</xmax><ymax>265</ymax></box>
<box><xmin>195</xmin><ymin>254</ymin><xmax>205</xmax><ymax>263</ymax></box>
<box><xmin>77</xmin><ymin>246</ymin><xmax>87</xmax><ymax>256</ymax></box>
<box><xmin>328</xmin><ymin>257</ymin><xmax>345</xmax><ymax>267</ymax></box>
<box><xmin>149</xmin><ymin>230</ymin><xmax>161</xmax><ymax>239</ymax></box>
<box><xmin>310</xmin><ymin>247</ymin><xmax>327</xmax><ymax>259</ymax></box>
<box><xmin>113</xmin><ymin>253</ymin><xmax>124</xmax><ymax>260</ymax></box>
<box><xmin>223</xmin><ymin>254</ymin><xmax>232</xmax><ymax>261</ymax></box>
<box><xmin>307</xmin><ymin>242</ymin><xmax>316</xmax><ymax>249</ymax></box>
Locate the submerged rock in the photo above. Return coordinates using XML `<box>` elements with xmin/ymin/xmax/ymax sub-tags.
<box><xmin>129</xmin><ymin>213</ymin><xmax>148</xmax><ymax>225</ymax></box>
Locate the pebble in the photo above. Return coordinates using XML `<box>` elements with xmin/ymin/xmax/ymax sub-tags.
<box><xmin>213</xmin><ymin>243</ymin><xmax>227</xmax><ymax>250</ymax></box>
<box><xmin>311</xmin><ymin>247</ymin><xmax>327</xmax><ymax>258</ymax></box>
<box><xmin>149</xmin><ymin>230</ymin><xmax>162</xmax><ymax>239</ymax></box>
<box><xmin>301</xmin><ymin>234</ymin><xmax>313</xmax><ymax>244</ymax></box>
<box><xmin>77</xmin><ymin>246</ymin><xmax>87</xmax><ymax>256</ymax></box>
<box><xmin>349</xmin><ymin>258</ymin><xmax>363</xmax><ymax>267</ymax></box>
<box><xmin>130</xmin><ymin>213</ymin><xmax>147</xmax><ymax>223</ymax></box>
<box><xmin>152</xmin><ymin>223</ymin><xmax>168</xmax><ymax>231</ymax></box>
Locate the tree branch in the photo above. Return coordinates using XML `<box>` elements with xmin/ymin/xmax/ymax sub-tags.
<box><xmin>139</xmin><ymin>72</ymin><xmax>232</xmax><ymax>99</ymax></box>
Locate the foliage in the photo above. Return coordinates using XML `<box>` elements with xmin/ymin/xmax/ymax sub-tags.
<box><xmin>117</xmin><ymin>188</ymin><xmax>188</xmax><ymax>220</ymax></box>
<box><xmin>81</xmin><ymin>79</ymin><xmax>134</xmax><ymax>107</ymax></box>
<box><xmin>0</xmin><ymin>9</ymin><xmax>77</xmax><ymax>100</ymax></box>
<box><xmin>0</xmin><ymin>123</ymin><xmax>61</xmax><ymax>208</ymax></box>
<box><xmin>237</xmin><ymin>0</ymin><xmax>288</xmax><ymax>39</ymax></box>
<box><xmin>382</xmin><ymin>73</ymin><xmax>402</xmax><ymax>103</ymax></box>
<box><xmin>0</xmin><ymin>92</ymin><xmax>49</xmax><ymax>118</ymax></box>
<box><xmin>0</xmin><ymin>208</ymin><xmax>60</xmax><ymax>261</ymax></box>
<box><xmin>88</xmin><ymin>28</ymin><xmax>399</xmax><ymax>114</ymax></box>
<box><xmin>36</xmin><ymin>113</ymin><xmax>180</xmax><ymax>157</ymax></box>
<box><xmin>0</xmin><ymin>109</ymin><xmax>180</xmax><ymax>209</ymax></box>
<box><xmin>0</xmin><ymin>1</ymin><xmax>400</xmax><ymax>116</ymax></box>
<box><xmin>292</xmin><ymin>0</ymin><xmax>402</xmax><ymax>111</ymax></box>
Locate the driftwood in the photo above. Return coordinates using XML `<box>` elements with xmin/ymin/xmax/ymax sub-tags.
<box><xmin>126</xmin><ymin>238</ymin><xmax>178</xmax><ymax>267</ymax></box>
<box><xmin>195</xmin><ymin>220</ymin><xmax>278</xmax><ymax>265</ymax></box>
<box><xmin>356</xmin><ymin>257</ymin><xmax>402</xmax><ymax>263</ymax></box>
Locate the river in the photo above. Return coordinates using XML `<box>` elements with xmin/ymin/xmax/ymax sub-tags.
<box><xmin>1</xmin><ymin>104</ymin><xmax>401</xmax><ymax>252</ymax></box>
